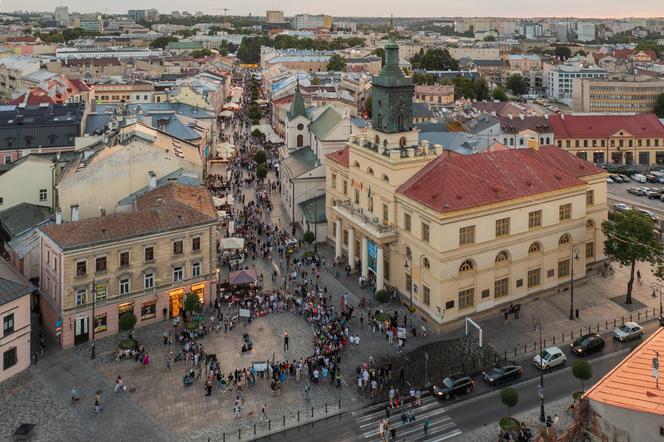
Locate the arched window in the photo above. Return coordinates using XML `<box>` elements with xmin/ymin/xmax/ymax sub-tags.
<box><xmin>399</xmin><ymin>136</ymin><xmax>407</xmax><ymax>148</ymax></box>
<box><xmin>352</xmin><ymin>161</ymin><xmax>360</xmax><ymax>168</ymax></box>
<box><xmin>383</xmin><ymin>139</ymin><xmax>388</xmax><ymax>148</ymax></box>
<box><xmin>381</xmin><ymin>174</ymin><xmax>390</xmax><ymax>183</ymax></box>
<box><xmin>546</xmin><ymin>137</ymin><xmax>551</xmax><ymax>144</ymax></box>
<box><xmin>495</xmin><ymin>251</ymin><xmax>510</xmax><ymax>263</ymax></box>
<box><xmin>422</xmin><ymin>257</ymin><xmax>430</xmax><ymax>269</ymax></box>
<box><xmin>503</xmin><ymin>138</ymin><xmax>508</xmax><ymax>145</ymax></box>
<box><xmin>586</xmin><ymin>219</ymin><xmax>595</xmax><ymax>229</ymax></box>
<box><xmin>404</xmin><ymin>246</ymin><xmax>412</xmax><ymax>260</ymax></box>
<box><xmin>459</xmin><ymin>259</ymin><xmax>474</xmax><ymax>273</ymax></box>
<box><xmin>528</xmin><ymin>242</ymin><xmax>541</xmax><ymax>254</ymax></box>
<box><xmin>367</xmin><ymin>167</ymin><xmax>374</xmax><ymax>175</ymax></box>
<box><xmin>559</xmin><ymin>234</ymin><xmax>570</xmax><ymax>245</ymax></box>
<box><xmin>296</xmin><ymin>134</ymin><xmax>303</xmax><ymax>147</ymax></box>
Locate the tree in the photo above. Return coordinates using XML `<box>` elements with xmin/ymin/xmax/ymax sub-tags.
<box><xmin>554</xmin><ymin>46</ymin><xmax>572</xmax><ymax>60</ymax></box>
<box><xmin>256</xmin><ymin>164</ymin><xmax>268</xmax><ymax>180</ymax></box>
<box><xmin>572</xmin><ymin>359</ymin><xmax>592</xmax><ymax>392</ymax></box>
<box><xmin>364</xmin><ymin>95</ymin><xmax>373</xmax><ymax>119</ymax></box>
<box><xmin>238</xmin><ymin>36</ymin><xmax>268</xmax><ymax>64</ymax></box>
<box><xmin>492</xmin><ymin>87</ymin><xmax>508</xmax><ymax>101</ymax></box>
<box><xmin>184</xmin><ymin>293</ymin><xmax>201</xmax><ymax>313</ymax></box>
<box><xmin>311</xmin><ymin>76</ymin><xmax>321</xmax><ymax>85</ymax></box>
<box><xmin>150</xmin><ymin>36</ymin><xmax>178</xmax><ymax>49</ymax></box>
<box><xmin>500</xmin><ymin>387</ymin><xmax>519</xmax><ymax>417</ymax></box>
<box><xmin>506</xmin><ymin>74</ymin><xmax>528</xmax><ymax>95</ymax></box>
<box><xmin>327</xmin><ymin>54</ymin><xmax>347</xmax><ymax>72</ymax></box>
<box><xmin>484</xmin><ymin>35</ymin><xmax>496</xmax><ymax>41</ymax></box>
<box><xmin>252</xmin><ymin>128</ymin><xmax>264</xmax><ymax>139</ymax></box>
<box><xmin>655</xmin><ymin>93</ymin><xmax>664</xmax><ymax>118</ymax></box>
<box><xmin>253</xmin><ymin>150</ymin><xmax>267</xmax><ymax>165</ymax></box>
<box><xmin>190</xmin><ymin>48</ymin><xmax>213</xmax><ymax>58</ymax></box>
<box><xmin>303</xmin><ymin>230</ymin><xmax>315</xmax><ymax>246</ymax></box>
<box><xmin>412</xmin><ymin>48</ymin><xmax>459</xmax><ymax>71</ymax></box>
<box><xmin>602</xmin><ymin>211</ymin><xmax>662</xmax><ymax>304</ymax></box>
<box><xmin>118</xmin><ymin>312</ymin><xmax>137</xmax><ymax>333</ymax></box>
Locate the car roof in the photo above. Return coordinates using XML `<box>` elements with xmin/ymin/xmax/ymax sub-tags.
<box><xmin>446</xmin><ymin>373</ymin><xmax>470</xmax><ymax>380</ymax></box>
<box><xmin>624</xmin><ymin>321</ymin><xmax>640</xmax><ymax>327</ymax></box>
<box><xmin>544</xmin><ymin>346</ymin><xmax>562</xmax><ymax>353</ymax></box>
<box><xmin>578</xmin><ymin>333</ymin><xmax>600</xmax><ymax>339</ymax></box>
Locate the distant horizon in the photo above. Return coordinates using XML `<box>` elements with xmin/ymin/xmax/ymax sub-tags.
<box><xmin>2</xmin><ymin>0</ymin><xmax>664</xmax><ymax>20</ymax></box>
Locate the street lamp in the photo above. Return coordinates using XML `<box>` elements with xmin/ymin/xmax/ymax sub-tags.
<box><xmin>651</xmin><ymin>281</ymin><xmax>663</xmax><ymax>317</ymax></box>
<box><xmin>533</xmin><ymin>319</ymin><xmax>545</xmax><ymax>422</ymax></box>
<box><xmin>569</xmin><ymin>246</ymin><xmax>580</xmax><ymax>321</ymax></box>
<box><xmin>91</xmin><ymin>279</ymin><xmax>96</xmax><ymax>360</ymax></box>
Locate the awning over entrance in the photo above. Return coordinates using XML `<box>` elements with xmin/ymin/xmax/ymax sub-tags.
<box><xmin>298</xmin><ymin>194</ymin><xmax>327</xmax><ymax>224</ymax></box>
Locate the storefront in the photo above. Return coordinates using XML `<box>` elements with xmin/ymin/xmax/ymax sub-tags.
<box><xmin>191</xmin><ymin>283</ymin><xmax>206</xmax><ymax>304</ymax></box>
<box><xmin>118</xmin><ymin>301</ymin><xmax>135</xmax><ymax>323</ymax></box>
<box><xmin>169</xmin><ymin>288</ymin><xmax>184</xmax><ymax>318</ymax></box>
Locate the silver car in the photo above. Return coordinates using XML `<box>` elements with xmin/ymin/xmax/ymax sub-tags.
<box><xmin>612</xmin><ymin>322</ymin><xmax>644</xmax><ymax>342</ymax></box>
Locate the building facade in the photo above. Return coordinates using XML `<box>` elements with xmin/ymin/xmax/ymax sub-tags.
<box><xmin>545</xmin><ymin>59</ymin><xmax>608</xmax><ymax>106</ymax></box>
<box><xmin>38</xmin><ymin>184</ymin><xmax>217</xmax><ymax>348</ymax></box>
<box><xmin>0</xmin><ymin>260</ymin><xmax>32</xmax><ymax>383</ymax></box>
<box><xmin>572</xmin><ymin>76</ymin><xmax>664</xmax><ymax>114</ymax></box>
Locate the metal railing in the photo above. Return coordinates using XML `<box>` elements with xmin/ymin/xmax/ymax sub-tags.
<box><xmin>335</xmin><ymin>200</ymin><xmax>396</xmax><ymax>234</ymax></box>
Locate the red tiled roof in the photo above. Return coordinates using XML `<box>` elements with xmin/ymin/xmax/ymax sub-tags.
<box><xmin>549</xmin><ymin>114</ymin><xmax>664</xmax><ymax>139</ymax></box>
<box><xmin>40</xmin><ymin>184</ymin><xmax>216</xmax><ymax>250</ymax></box>
<box><xmin>585</xmin><ymin>327</ymin><xmax>664</xmax><ymax>415</ymax></box>
<box><xmin>10</xmin><ymin>88</ymin><xmax>54</xmax><ymax>106</ymax></box>
<box><xmin>397</xmin><ymin>146</ymin><xmax>594</xmax><ymax>214</ymax></box>
<box><xmin>69</xmin><ymin>79</ymin><xmax>90</xmax><ymax>92</ymax></box>
<box><xmin>326</xmin><ymin>147</ymin><xmax>349</xmax><ymax>168</ymax></box>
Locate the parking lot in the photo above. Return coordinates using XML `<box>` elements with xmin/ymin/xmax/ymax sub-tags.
<box><xmin>607</xmin><ymin>178</ymin><xmax>664</xmax><ymax>219</ymax></box>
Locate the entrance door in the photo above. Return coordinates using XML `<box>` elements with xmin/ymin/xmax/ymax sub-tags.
<box><xmin>169</xmin><ymin>290</ymin><xmax>184</xmax><ymax>318</ymax></box>
<box><xmin>74</xmin><ymin>317</ymin><xmax>89</xmax><ymax>345</ymax></box>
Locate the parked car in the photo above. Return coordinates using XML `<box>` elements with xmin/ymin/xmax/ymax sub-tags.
<box><xmin>637</xmin><ymin>209</ymin><xmax>659</xmax><ymax>223</ymax></box>
<box><xmin>613</xmin><ymin>322</ymin><xmax>644</xmax><ymax>342</ymax></box>
<box><xmin>570</xmin><ymin>333</ymin><xmax>605</xmax><ymax>356</ymax></box>
<box><xmin>619</xmin><ymin>174</ymin><xmax>632</xmax><ymax>182</ymax></box>
<box><xmin>627</xmin><ymin>187</ymin><xmax>641</xmax><ymax>195</ymax></box>
<box><xmin>646</xmin><ymin>174</ymin><xmax>659</xmax><ymax>183</ymax></box>
<box><xmin>632</xmin><ymin>174</ymin><xmax>647</xmax><ymax>183</ymax></box>
<box><xmin>432</xmin><ymin>374</ymin><xmax>474</xmax><ymax>399</ymax></box>
<box><xmin>613</xmin><ymin>203</ymin><xmax>631</xmax><ymax>213</ymax></box>
<box><xmin>482</xmin><ymin>362</ymin><xmax>523</xmax><ymax>385</ymax></box>
<box><xmin>284</xmin><ymin>238</ymin><xmax>298</xmax><ymax>247</ymax></box>
<box><xmin>647</xmin><ymin>190</ymin><xmax>662</xmax><ymax>199</ymax></box>
<box><xmin>606</xmin><ymin>177</ymin><xmax>615</xmax><ymax>183</ymax></box>
<box><xmin>534</xmin><ymin>346</ymin><xmax>567</xmax><ymax>370</ymax></box>
<box><xmin>609</xmin><ymin>175</ymin><xmax>625</xmax><ymax>183</ymax></box>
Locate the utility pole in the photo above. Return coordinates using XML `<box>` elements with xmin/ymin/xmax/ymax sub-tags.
<box><xmin>569</xmin><ymin>246</ymin><xmax>580</xmax><ymax>320</ymax></box>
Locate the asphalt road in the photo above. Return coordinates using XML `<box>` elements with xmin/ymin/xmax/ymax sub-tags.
<box><xmin>257</xmin><ymin>319</ymin><xmax>662</xmax><ymax>442</ymax></box>
<box><xmin>607</xmin><ymin>180</ymin><xmax>664</xmax><ymax>216</ymax></box>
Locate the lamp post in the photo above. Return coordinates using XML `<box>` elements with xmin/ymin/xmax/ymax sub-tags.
<box><xmin>91</xmin><ymin>280</ymin><xmax>96</xmax><ymax>360</ymax></box>
<box><xmin>651</xmin><ymin>281</ymin><xmax>663</xmax><ymax>317</ymax></box>
<box><xmin>404</xmin><ymin>255</ymin><xmax>412</xmax><ymax>306</ymax></box>
<box><xmin>534</xmin><ymin>319</ymin><xmax>545</xmax><ymax>422</ymax></box>
<box><xmin>569</xmin><ymin>246</ymin><xmax>580</xmax><ymax>320</ymax></box>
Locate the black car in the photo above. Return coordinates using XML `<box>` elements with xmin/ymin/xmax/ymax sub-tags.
<box><xmin>570</xmin><ymin>333</ymin><xmax>605</xmax><ymax>356</ymax></box>
<box><xmin>482</xmin><ymin>362</ymin><xmax>524</xmax><ymax>385</ymax></box>
<box><xmin>432</xmin><ymin>374</ymin><xmax>474</xmax><ymax>399</ymax></box>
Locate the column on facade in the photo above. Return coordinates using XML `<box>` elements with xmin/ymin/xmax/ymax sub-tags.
<box><xmin>376</xmin><ymin>246</ymin><xmax>384</xmax><ymax>291</ymax></box>
<box><xmin>361</xmin><ymin>237</ymin><xmax>368</xmax><ymax>278</ymax></box>
<box><xmin>335</xmin><ymin>220</ymin><xmax>342</xmax><ymax>259</ymax></box>
<box><xmin>348</xmin><ymin>228</ymin><xmax>355</xmax><ymax>268</ymax></box>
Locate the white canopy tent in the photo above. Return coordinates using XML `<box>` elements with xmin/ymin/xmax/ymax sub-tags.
<box><xmin>221</xmin><ymin>237</ymin><xmax>245</xmax><ymax>250</ymax></box>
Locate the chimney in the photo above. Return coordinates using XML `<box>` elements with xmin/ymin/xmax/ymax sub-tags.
<box><xmin>544</xmin><ymin>114</ymin><xmax>549</xmax><ymax>120</ymax></box>
<box><xmin>560</xmin><ymin>113</ymin><xmax>565</xmax><ymax>120</ymax></box>
<box><xmin>519</xmin><ymin>113</ymin><xmax>525</xmax><ymax>120</ymax></box>
<box><xmin>528</xmin><ymin>138</ymin><xmax>540</xmax><ymax>151</ymax></box>
<box><xmin>55</xmin><ymin>208</ymin><xmax>62</xmax><ymax>224</ymax></box>
<box><xmin>70</xmin><ymin>204</ymin><xmax>79</xmax><ymax>222</ymax></box>
<box><xmin>148</xmin><ymin>171</ymin><xmax>157</xmax><ymax>189</ymax></box>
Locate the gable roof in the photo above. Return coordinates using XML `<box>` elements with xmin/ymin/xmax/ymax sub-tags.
<box><xmin>412</xmin><ymin>102</ymin><xmax>434</xmax><ymax>119</ymax></box>
<box><xmin>309</xmin><ymin>106</ymin><xmax>343</xmax><ymax>140</ymax></box>
<box><xmin>498</xmin><ymin>116</ymin><xmax>552</xmax><ymax>134</ymax></box>
<box><xmin>326</xmin><ymin>147</ymin><xmax>349</xmax><ymax>167</ymax></box>
<box><xmin>397</xmin><ymin>146</ymin><xmax>598</xmax><ymax>214</ymax></box>
<box><xmin>0</xmin><ymin>277</ymin><xmax>33</xmax><ymax>306</ymax></box>
<box><xmin>0</xmin><ymin>203</ymin><xmax>52</xmax><ymax>240</ymax></box>
<box><xmin>585</xmin><ymin>327</ymin><xmax>664</xmax><ymax>416</ymax></box>
<box><xmin>549</xmin><ymin>114</ymin><xmax>664</xmax><ymax>139</ymax></box>
<box><xmin>298</xmin><ymin>194</ymin><xmax>327</xmax><ymax>224</ymax></box>
<box><xmin>280</xmin><ymin>147</ymin><xmax>319</xmax><ymax>178</ymax></box>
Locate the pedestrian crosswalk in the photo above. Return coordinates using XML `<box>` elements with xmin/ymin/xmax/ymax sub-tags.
<box><xmin>350</xmin><ymin>392</ymin><xmax>462</xmax><ymax>441</ymax></box>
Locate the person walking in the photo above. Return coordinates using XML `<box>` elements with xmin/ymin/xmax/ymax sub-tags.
<box><xmin>423</xmin><ymin>418</ymin><xmax>430</xmax><ymax>435</ymax></box>
<box><xmin>94</xmin><ymin>392</ymin><xmax>102</xmax><ymax>414</ymax></box>
<box><xmin>283</xmin><ymin>332</ymin><xmax>289</xmax><ymax>351</ymax></box>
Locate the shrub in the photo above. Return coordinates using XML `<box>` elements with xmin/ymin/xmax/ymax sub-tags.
<box><xmin>118</xmin><ymin>312</ymin><xmax>137</xmax><ymax>333</ymax></box>
<box><xmin>500</xmin><ymin>387</ymin><xmax>519</xmax><ymax>417</ymax></box>
<box><xmin>184</xmin><ymin>293</ymin><xmax>201</xmax><ymax>313</ymax></box>
<box><xmin>572</xmin><ymin>359</ymin><xmax>592</xmax><ymax>392</ymax></box>
<box><xmin>185</xmin><ymin>321</ymin><xmax>200</xmax><ymax>331</ymax></box>
<box><xmin>118</xmin><ymin>338</ymin><xmax>138</xmax><ymax>350</ymax></box>
<box><xmin>256</xmin><ymin>164</ymin><xmax>268</xmax><ymax>180</ymax></box>
<box><xmin>253</xmin><ymin>149</ymin><xmax>267</xmax><ymax>164</ymax></box>
<box><xmin>375</xmin><ymin>312</ymin><xmax>391</xmax><ymax>322</ymax></box>
<box><xmin>499</xmin><ymin>416</ymin><xmax>520</xmax><ymax>432</ymax></box>
<box><xmin>303</xmin><ymin>231</ymin><xmax>315</xmax><ymax>245</ymax></box>
<box><xmin>376</xmin><ymin>290</ymin><xmax>390</xmax><ymax>303</ymax></box>
<box><xmin>573</xmin><ymin>391</ymin><xmax>584</xmax><ymax>400</ymax></box>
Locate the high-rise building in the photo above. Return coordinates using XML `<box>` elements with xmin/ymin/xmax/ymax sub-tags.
<box><xmin>545</xmin><ymin>59</ymin><xmax>607</xmax><ymax>105</ymax></box>
<box><xmin>54</xmin><ymin>6</ymin><xmax>69</xmax><ymax>24</ymax></box>
<box><xmin>576</xmin><ymin>21</ymin><xmax>596</xmax><ymax>42</ymax></box>
<box><xmin>572</xmin><ymin>76</ymin><xmax>664</xmax><ymax>114</ymax></box>
<box><xmin>294</xmin><ymin>14</ymin><xmax>332</xmax><ymax>30</ymax></box>
<box><xmin>266</xmin><ymin>10</ymin><xmax>285</xmax><ymax>24</ymax></box>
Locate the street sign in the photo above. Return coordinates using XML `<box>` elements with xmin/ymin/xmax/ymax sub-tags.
<box><xmin>424</xmin><ymin>352</ymin><xmax>429</xmax><ymax>361</ymax></box>
<box><xmin>538</xmin><ymin>384</ymin><xmax>544</xmax><ymax>399</ymax></box>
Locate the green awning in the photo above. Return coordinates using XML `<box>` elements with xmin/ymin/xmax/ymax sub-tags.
<box><xmin>298</xmin><ymin>194</ymin><xmax>327</xmax><ymax>224</ymax></box>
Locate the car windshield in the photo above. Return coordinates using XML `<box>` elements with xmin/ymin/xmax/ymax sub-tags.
<box><xmin>618</xmin><ymin>325</ymin><xmax>631</xmax><ymax>333</ymax></box>
<box><xmin>491</xmin><ymin>367</ymin><xmax>504</xmax><ymax>375</ymax></box>
<box><xmin>540</xmin><ymin>350</ymin><xmax>552</xmax><ymax>360</ymax></box>
<box><xmin>442</xmin><ymin>377</ymin><xmax>455</xmax><ymax>388</ymax></box>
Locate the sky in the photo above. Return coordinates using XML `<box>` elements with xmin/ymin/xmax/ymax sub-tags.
<box><xmin>2</xmin><ymin>0</ymin><xmax>663</xmax><ymax>18</ymax></box>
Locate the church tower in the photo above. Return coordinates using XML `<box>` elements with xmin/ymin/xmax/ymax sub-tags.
<box><xmin>371</xmin><ymin>39</ymin><xmax>413</xmax><ymax>134</ymax></box>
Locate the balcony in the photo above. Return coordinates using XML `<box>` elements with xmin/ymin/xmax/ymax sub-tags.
<box><xmin>333</xmin><ymin>200</ymin><xmax>397</xmax><ymax>243</ymax></box>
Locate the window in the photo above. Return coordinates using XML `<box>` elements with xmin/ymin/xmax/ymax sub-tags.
<box><xmin>528</xmin><ymin>242</ymin><xmax>541</xmax><ymax>254</ymax></box>
<box><xmin>94</xmin><ymin>313</ymin><xmax>107</xmax><ymax>333</ymax></box>
<box><xmin>297</xmin><ymin>123</ymin><xmax>304</xmax><ymax>131</ymax></box>
<box><xmin>495</xmin><ymin>278</ymin><xmax>509</xmax><ymax>299</ymax></box>
<box><xmin>3</xmin><ymin>347</ymin><xmax>17</xmax><ymax>370</ymax></box>
<box><xmin>459</xmin><ymin>259</ymin><xmax>474</xmax><ymax>273</ymax></box>
<box><xmin>76</xmin><ymin>260</ymin><xmax>87</xmax><ymax>277</ymax></box>
<box><xmin>422</xmin><ymin>285</ymin><xmax>430</xmax><ymax>306</ymax></box>
<box><xmin>192</xmin><ymin>237</ymin><xmax>201</xmax><ymax>252</ymax></box>
<box><xmin>173</xmin><ymin>240</ymin><xmax>183</xmax><ymax>255</ymax></box>
<box><xmin>119</xmin><ymin>251</ymin><xmax>129</xmax><ymax>268</ymax></box>
<box><xmin>354</xmin><ymin>188</ymin><xmax>360</xmax><ymax>204</ymax></box>
<box><xmin>192</xmin><ymin>262</ymin><xmax>201</xmax><ymax>278</ymax></box>
<box><xmin>586</xmin><ymin>190</ymin><xmax>594</xmax><ymax>206</ymax></box>
<box><xmin>496</xmin><ymin>251</ymin><xmax>509</xmax><ymax>263</ymax></box>
<box><xmin>5</xmin><ymin>139</ymin><xmax>14</xmax><ymax>149</ymax></box>
<box><xmin>144</xmin><ymin>272</ymin><xmax>154</xmax><ymax>289</ymax></box>
<box><xmin>404</xmin><ymin>213</ymin><xmax>411</xmax><ymax>232</ymax></box>
<box><xmin>173</xmin><ymin>266</ymin><xmax>184</xmax><ymax>282</ymax></box>
<box><xmin>527</xmin><ymin>268</ymin><xmax>541</xmax><ymax>288</ymax></box>
<box><xmin>141</xmin><ymin>301</ymin><xmax>157</xmax><ymax>319</ymax></box>
<box><xmin>95</xmin><ymin>257</ymin><xmax>107</xmax><ymax>273</ymax></box>
<box><xmin>3</xmin><ymin>313</ymin><xmax>14</xmax><ymax>336</ymax></box>
<box><xmin>342</xmin><ymin>180</ymin><xmax>348</xmax><ymax>195</ymax></box>
<box><xmin>75</xmin><ymin>289</ymin><xmax>86</xmax><ymax>305</ymax></box>
<box><xmin>559</xmin><ymin>203</ymin><xmax>572</xmax><ymax>221</ymax></box>
<box><xmin>421</xmin><ymin>223</ymin><xmax>430</xmax><ymax>242</ymax></box>
<box><xmin>586</xmin><ymin>241</ymin><xmax>594</xmax><ymax>259</ymax></box>
<box><xmin>559</xmin><ymin>234</ymin><xmax>570</xmax><ymax>245</ymax></box>
<box><xmin>39</xmin><ymin>188</ymin><xmax>47</xmax><ymax>201</ymax></box>
<box><xmin>382</xmin><ymin>204</ymin><xmax>388</xmax><ymax>224</ymax></box>
<box><xmin>445</xmin><ymin>300</ymin><xmax>455</xmax><ymax>310</ymax></box>
<box><xmin>422</xmin><ymin>257</ymin><xmax>430</xmax><ymax>269</ymax></box>
<box><xmin>495</xmin><ymin>218</ymin><xmax>510</xmax><ymax>237</ymax></box>
<box><xmin>119</xmin><ymin>278</ymin><xmax>130</xmax><ymax>296</ymax></box>
<box><xmin>95</xmin><ymin>283</ymin><xmax>107</xmax><ymax>302</ymax></box>
<box><xmin>368</xmin><ymin>196</ymin><xmax>374</xmax><ymax>212</ymax></box>
<box><xmin>458</xmin><ymin>288</ymin><xmax>474</xmax><ymax>310</ymax></box>
<box><xmin>144</xmin><ymin>246</ymin><xmax>154</xmax><ymax>262</ymax></box>
<box><xmin>558</xmin><ymin>259</ymin><xmax>570</xmax><ymax>278</ymax></box>
<box><xmin>459</xmin><ymin>225</ymin><xmax>475</xmax><ymax>246</ymax></box>
<box><xmin>528</xmin><ymin>210</ymin><xmax>542</xmax><ymax>228</ymax></box>
<box><xmin>331</xmin><ymin>174</ymin><xmax>337</xmax><ymax>188</ymax></box>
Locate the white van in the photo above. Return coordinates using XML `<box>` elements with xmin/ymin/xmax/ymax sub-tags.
<box><xmin>632</xmin><ymin>173</ymin><xmax>647</xmax><ymax>183</ymax></box>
